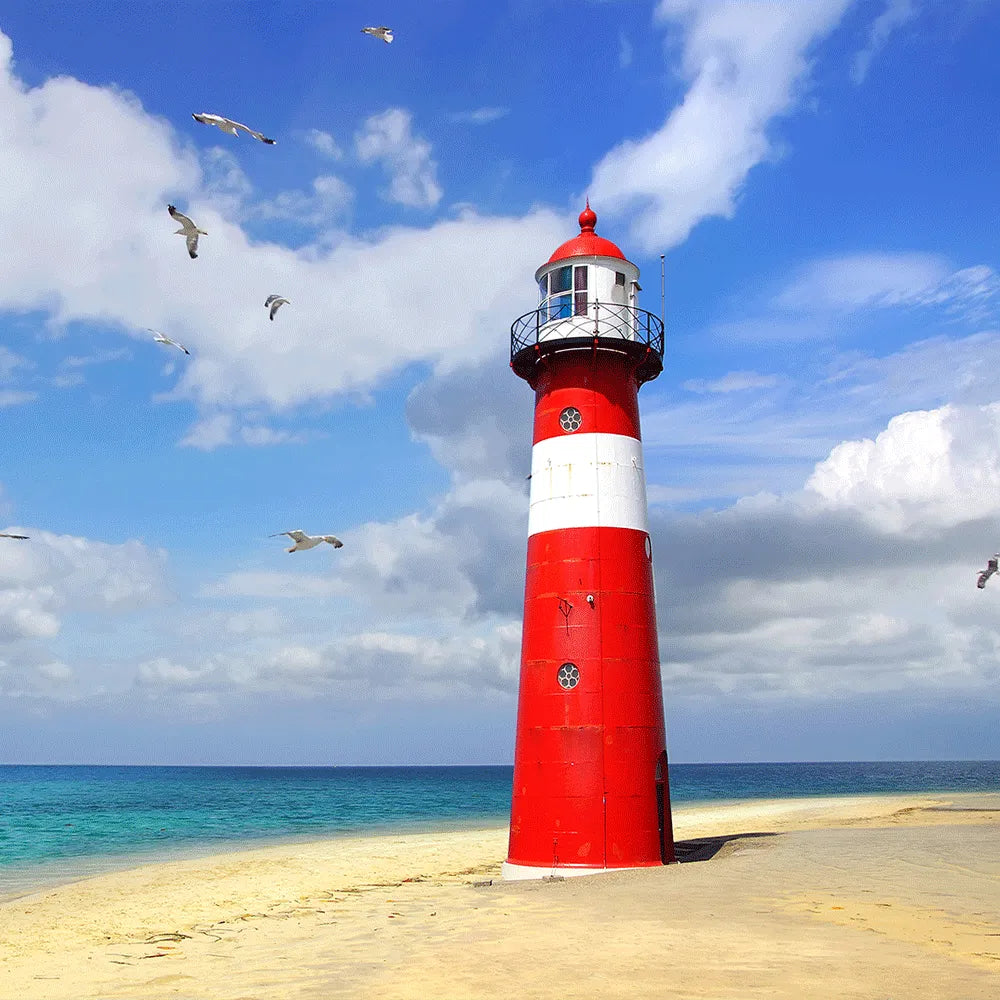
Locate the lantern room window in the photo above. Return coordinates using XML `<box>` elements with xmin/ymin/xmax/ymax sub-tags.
<box><xmin>574</xmin><ymin>266</ymin><xmax>588</xmax><ymax>316</ymax></box>
<box><xmin>539</xmin><ymin>265</ymin><xmax>588</xmax><ymax>322</ymax></box>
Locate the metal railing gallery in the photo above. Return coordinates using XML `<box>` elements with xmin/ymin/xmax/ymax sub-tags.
<box><xmin>510</xmin><ymin>301</ymin><xmax>664</xmax><ymax>360</ymax></box>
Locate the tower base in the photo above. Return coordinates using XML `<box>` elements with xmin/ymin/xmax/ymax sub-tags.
<box><xmin>501</xmin><ymin>860</ymin><xmax>668</xmax><ymax>882</ymax></box>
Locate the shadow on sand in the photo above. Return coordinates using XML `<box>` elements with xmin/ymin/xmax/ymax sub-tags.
<box><xmin>673</xmin><ymin>831</ymin><xmax>779</xmax><ymax>864</ymax></box>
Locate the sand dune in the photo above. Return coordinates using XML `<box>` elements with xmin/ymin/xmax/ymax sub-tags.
<box><xmin>1</xmin><ymin>793</ymin><xmax>998</xmax><ymax>998</ymax></box>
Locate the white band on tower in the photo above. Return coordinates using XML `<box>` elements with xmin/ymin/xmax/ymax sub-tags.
<box><xmin>528</xmin><ymin>432</ymin><xmax>649</xmax><ymax>536</ymax></box>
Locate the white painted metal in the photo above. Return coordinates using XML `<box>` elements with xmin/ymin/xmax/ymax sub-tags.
<box><xmin>501</xmin><ymin>860</ymin><xmax>643</xmax><ymax>880</ymax></box>
<box><xmin>528</xmin><ymin>432</ymin><xmax>649</xmax><ymax>536</ymax></box>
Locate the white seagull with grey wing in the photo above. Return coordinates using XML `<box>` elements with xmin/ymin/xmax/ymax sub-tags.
<box><xmin>0</xmin><ymin>532</ymin><xmax>29</xmax><ymax>540</ymax></box>
<box><xmin>147</xmin><ymin>329</ymin><xmax>190</xmax><ymax>355</ymax></box>
<box><xmin>977</xmin><ymin>554</ymin><xmax>999</xmax><ymax>589</ymax></box>
<box><xmin>265</xmin><ymin>295</ymin><xmax>290</xmax><ymax>321</ymax></box>
<box><xmin>167</xmin><ymin>205</ymin><xmax>207</xmax><ymax>259</ymax></box>
<box><xmin>271</xmin><ymin>530</ymin><xmax>344</xmax><ymax>553</ymax></box>
<box><xmin>361</xmin><ymin>26</ymin><xmax>393</xmax><ymax>43</ymax></box>
<box><xmin>192</xmin><ymin>112</ymin><xmax>276</xmax><ymax>144</ymax></box>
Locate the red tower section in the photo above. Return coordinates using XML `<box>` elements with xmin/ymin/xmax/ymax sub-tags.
<box><xmin>504</xmin><ymin>205</ymin><xmax>675</xmax><ymax>878</ymax></box>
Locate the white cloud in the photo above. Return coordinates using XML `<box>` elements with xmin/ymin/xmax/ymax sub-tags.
<box><xmin>60</xmin><ymin>348</ymin><xmax>131</xmax><ymax>368</ymax></box>
<box><xmin>683</xmin><ymin>371</ymin><xmax>781</xmax><ymax>393</ymax></box>
<box><xmin>590</xmin><ymin>0</ymin><xmax>853</xmax><ymax>250</ymax></box>
<box><xmin>712</xmin><ymin>253</ymin><xmax>1000</xmax><ymax>345</ymax></box>
<box><xmin>303</xmin><ymin>128</ymin><xmax>343</xmax><ymax>159</ymax></box>
<box><xmin>355</xmin><ymin>108</ymin><xmax>442</xmax><ymax>208</ymax></box>
<box><xmin>0</xmin><ymin>389</ymin><xmax>36</xmax><ymax>407</ymax></box>
<box><xmin>131</xmin><ymin>624</ymin><xmax>522</xmax><ymax>702</ymax></box>
<box><xmin>775</xmin><ymin>252</ymin><xmax>973</xmax><ymax>312</ymax></box>
<box><xmin>805</xmin><ymin>403</ymin><xmax>1000</xmax><ymax>532</ymax></box>
<box><xmin>200</xmin><ymin>146</ymin><xmax>254</xmax><ymax>218</ymax></box>
<box><xmin>0</xmin><ymin>529</ymin><xmax>167</xmax><ymax>692</ymax></box>
<box><xmin>618</xmin><ymin>31</ymin><xmax>634</xmax><ymax>69</ymax></box>
<box><xmin>447</xmin><ymin>107</ymin><xmax>509</xmax><ymax>125</ymax></box>
<box><xmin>852</xmin><ymin>0</ymin><xmax>918</xmax><ymax>84</ymax></box>
<box><xmin>202</xmin><ymin>571</ymin><xmax>346</xmax><ymax>601</ymax></box>
<box><xmin>179</xmin><ymin>414</ymin><xmax>314</xmax><ymax>450</ymax></box>
<box><xmin>0</xmin><ymin>345</ymin><xmax>30</xmax><ymax>380</ymax></box>
<box><xmin>253</xmin><ymin>174</ymin><xmax>354</xmax><ymax>227</ymax></box>
<box><xmin>179</xmin><ymin>413</ymin><xmax>234</xmax><ymax>450</ymax></box>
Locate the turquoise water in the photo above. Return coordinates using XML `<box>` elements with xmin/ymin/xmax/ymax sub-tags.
<box><xmin>2</xmin><ymin>761</ymin><xmax>998</xmax><ymax>896</ymax></box>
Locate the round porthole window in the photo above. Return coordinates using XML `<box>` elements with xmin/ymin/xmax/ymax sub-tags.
<box><xmin>644</xmin><ymin>534</ymin><xmax>652</xmax><ymax>562</ymax></box>
<box><xmin>559</xmin><ymin>406</ymin><xmax>583</xmax><ymax>432</ymax></box>
<box><xmin>557</xmin><ymin>662</ymin><xmax>580</xmax><ymax>690</ymax></box>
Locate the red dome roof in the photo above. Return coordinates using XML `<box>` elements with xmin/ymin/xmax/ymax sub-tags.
<box><xmin>546</xmin><ymin>201</ymin><xmax>626</xmax><ymax>264</ymax></box>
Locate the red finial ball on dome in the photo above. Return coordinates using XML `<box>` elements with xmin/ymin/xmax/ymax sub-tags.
<box><xmin>545</xmin><ymin>198</ymin><xmax>626</xmax><ymax>263</ymax></box>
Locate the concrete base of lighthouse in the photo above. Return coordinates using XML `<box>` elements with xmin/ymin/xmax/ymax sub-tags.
<box><xmin>501</xmin><ymin>860</ymin><xmax>669</xmax><ymax>882</ymax></box>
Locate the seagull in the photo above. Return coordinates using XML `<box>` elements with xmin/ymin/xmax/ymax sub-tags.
<box><xmin>265</xmin><ymin>295</ymin><xmax>290</xmax><ymax>321</ymax></box>
<box><xmin>361</xmin><ymin>26</ymin><xmax>393</xmax><ymax>43</ymax></box>
<box><xmin>168</xmin><ymin>204</ymin><xmax>207</xmax><ymax>259</ymax></box>
<box><xmin>977</xmin><ymin>554</ymin><xmax>999</xmax><ymax>589</ymax></box>
<box><xmin>147</xmin><ymin>329</ymin><xmax>190</xmax><ymax>355</ymax></box>
<box><xmin>0</xmin><ymin>533</ymin><xmax>29</xmax><ymax>540</ymax></box>
<box><xmin>271</xmin><ymin>530</ymin><xmax>344</xmax><ymax>553</ymax></box>
<box><xmin>192</xmin><ymin>112</ymin><xmax>276</xmax><ymax>145</ymax></box>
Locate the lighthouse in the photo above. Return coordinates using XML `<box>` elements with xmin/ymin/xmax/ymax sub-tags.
<box><xmin>504</xmin><ymin>203</ymin><xmax>674</xmax><ymax>879</ymax></box>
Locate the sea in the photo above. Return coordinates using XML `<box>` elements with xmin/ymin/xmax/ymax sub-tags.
<box><xmin>2</xmin><ymin>761</ymin><xmax>998</xmax><ymax>899</ymax></box>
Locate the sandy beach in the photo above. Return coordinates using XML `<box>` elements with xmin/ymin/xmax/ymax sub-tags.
<box><xmin>2</xmin><ymin>793</ymin><xmax>998</xmax><ymax>999</ymax></box>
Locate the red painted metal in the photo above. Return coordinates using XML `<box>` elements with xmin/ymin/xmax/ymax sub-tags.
<box><xmin>507</xmin><ymin>322</ymin><xmax>676</xmax><ymax>871</ymax></box>
<box><xmin>546</xmin><ymin>202</ymin><xmax>627</xmax><ymax>264</ymax></box>
<box><xmin>532</xmin><ymin>353</ymin><xmax>641</xmax><ymax>444</ymax></box>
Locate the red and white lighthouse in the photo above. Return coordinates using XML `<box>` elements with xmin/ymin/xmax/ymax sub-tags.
<box><xmin>504</xmin><ymin>203</ymin><xmax>674</xmax><ymax>879</ymax></box>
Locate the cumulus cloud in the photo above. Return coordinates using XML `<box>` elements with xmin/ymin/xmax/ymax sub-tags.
<box><xmin>805</xmin><ymin>403</ymin><xmax>1000</xmax><ymax>532</ymax></box>
<box><xmin>355</xmin><ymin>108</ymin><xmax>442</xmax><ymax>208</ymax></box>
<box><xmin>590</xmin><ymin>0</ymin><xmax>852</xmax><ymax>249</ymax></box>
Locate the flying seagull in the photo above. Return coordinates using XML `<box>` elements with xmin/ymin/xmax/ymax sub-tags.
<box><xmin>265</xmin><ymin>295</ymin><xmax>290</xmax><ymax>321</ymax></box>
<box><xmin>270</xmin><ymin>530</ymin><xmax>344</xmax><ymax>553</ymax></box>
<box><xmin>0</xmin><ymin>533</ymin><xmax>29</xmax><ymax>540</ymax></box>
<box><xmin>361</xmin><ymin>26</ymin><xmax>393</xmax><ymax>43</ymax></box>
<box><xmin>977</xmin><ymin>554</ymin><xmax>999</xmax><ymax>589</ymax></box>
<box><xmin>168</xmin><ymin>204</ymin><xmax>207</xmax><ymax>259</ymax></box>
<box><xmin>147</xmin><ymin>329</ymin><xmax>190</xmax><ymax>356</ymax></box>
<box><xmin>192</xmin><ymin>112</ymin><xmax>276</xmax><ymax>145</ymax></box>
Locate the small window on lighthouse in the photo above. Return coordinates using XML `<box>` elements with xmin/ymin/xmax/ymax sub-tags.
<box><xmin>615</xmin><ymin>272</ymin><xmax>626</xmax><ymax>286</ymax></box>
<box><xmin>559</xmin><ymin>406</ymin><xmax>583</xmax><ymax>432</ymax></box>
<box><xmin>557</xmin><ymin>663</ymin><xmax>580</xmax><ymax>690</ymax></box>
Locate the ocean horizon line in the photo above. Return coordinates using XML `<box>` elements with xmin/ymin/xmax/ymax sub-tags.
<box><xmin>4</xmin><ymin>757</ymin><xmax>999</xmax><ymax>768</ymax></box>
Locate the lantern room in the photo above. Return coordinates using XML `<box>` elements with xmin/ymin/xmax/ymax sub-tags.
<box><xmin>535</xmin><ymin>201</ymin><xmax>640</xmax><ymax>329</ymax></box>
<box><xmin>511</xmin><ymin>202</ymin><xmax>664</xmax><ymax>387</ymax></box>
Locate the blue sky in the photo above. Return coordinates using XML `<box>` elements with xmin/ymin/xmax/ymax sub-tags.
<box><xmin>2</xmin><ymin>0</ymin><xmax>999</xmax><ymax>764</ymax></box>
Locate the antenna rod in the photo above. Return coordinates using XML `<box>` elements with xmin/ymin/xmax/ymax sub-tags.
<box><xmin>660</xmin><ymin>254</ymin><xmax>665</xmax><ymax>329</ymax></box>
